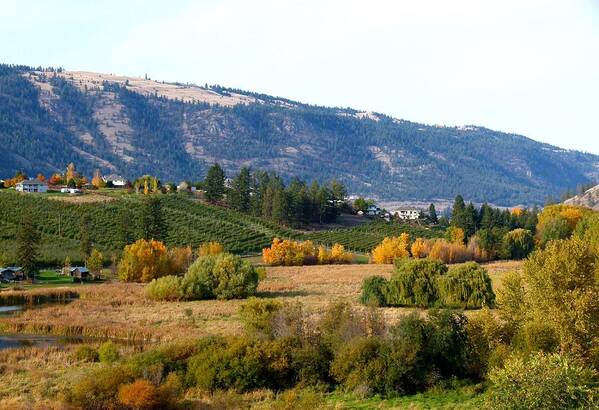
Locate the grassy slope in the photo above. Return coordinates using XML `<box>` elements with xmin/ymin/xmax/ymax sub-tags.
<box><xmin>0</xmin><ymin>190</ymin><xmax>299</xmax><ymax>265</ymax></box>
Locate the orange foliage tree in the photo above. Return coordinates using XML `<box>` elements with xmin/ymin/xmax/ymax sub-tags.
<box><xmin>263</xmin><ymin>238</ymin><xmax>352</xmax><ymax>266</ymax></box>
<box><xmin>118</xmin><ymin>379</ymin><xmax>159</xmax><ymax>409</ymax></box>
<box><xmin>371</xmin><ymin>234</ymin><xmax>410</xmax><ymax>264</ymax></box>
<box><xmin>411</xmin><ymin>238</ymin><xmax>430</xmax><ymax>258</ymax></box>
<box><xmin>48</xmin><ymin>173</ymin><xmax>63</xmax><ymax>185</ymax></box>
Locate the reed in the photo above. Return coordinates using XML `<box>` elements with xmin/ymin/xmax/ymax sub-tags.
<box><xmin>0</xmin><ymin>288</ymin><xmax>79</xmax><ymax>306</ymax></box>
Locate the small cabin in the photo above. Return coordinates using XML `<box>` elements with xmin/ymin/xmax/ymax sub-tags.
<box><xmin>0</xmin><ymin>267</ymin><xmax>24</xmax><ymax>282</ymax></box>
<box><xmin>65</xmin><ymin>266</ymin><xmax>91</xmax><ymax>280</ymax></box>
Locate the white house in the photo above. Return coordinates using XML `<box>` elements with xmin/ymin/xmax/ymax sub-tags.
<box><xmin>396</xmin><ymin>209</ymin><xmax>421</xmax><ymax>220</ymax></box>
<box><xmin>366</xmin><ymin>204</ymin><xmax>382</xmax><ymax>217</ymax></box>
<box><xmin>102</xmin><ymin>174</ymin><xmax>127</xmax><ymax>187</ymax></box>
<box><xmin>16</xmin><ymin>179</ymin><xmax>48</xmax><ymax>193</ymax></box>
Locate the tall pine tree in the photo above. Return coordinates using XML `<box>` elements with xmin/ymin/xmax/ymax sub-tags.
<box><xmin>205</xmin><ymin>163</ymin><xmax>225</xmax><ymax>203</ymax></box>
<box><xmin>16</xmin><ymin>211</ymin><xmax>39</xmax><ymax>281</ymax></box>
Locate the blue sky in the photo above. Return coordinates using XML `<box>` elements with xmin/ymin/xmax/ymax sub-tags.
<box><xmin>2</xmin><ymin>0</ymin><xmax>599</xmax><ymax>153</ymax></box>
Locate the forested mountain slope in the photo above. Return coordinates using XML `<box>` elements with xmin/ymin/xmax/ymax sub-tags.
<box><xmin>1</xmin><ymin>64</ymin><xmax>598</xmax><ymax>205</ymax></box>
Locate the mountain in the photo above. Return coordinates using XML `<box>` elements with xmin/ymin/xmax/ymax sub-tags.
<box><xmin>564</xmin><ymin>185</ymin><xmax>599</xmax><ymax>210</ymax></box>
<box><xmin>1</xmin><ymin>64</ymin><xmax>598</xmax><ymax>205</ymax></box>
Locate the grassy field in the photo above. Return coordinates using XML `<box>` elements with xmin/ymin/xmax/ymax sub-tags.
<box><xmin>0</xmin><ymin>261</ymin><xmax>521</xmax><ymax>342</ymax></box>
<box><xmin>0</xmin><ymin>260</ymin><xmax>521</xmax><ymax>408</ymax></box>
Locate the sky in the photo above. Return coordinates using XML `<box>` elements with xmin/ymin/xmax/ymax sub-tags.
<box><xmin>2</xmin><ymin>0</ymin><xmax>599</xmax><ymax>153</ymax></box>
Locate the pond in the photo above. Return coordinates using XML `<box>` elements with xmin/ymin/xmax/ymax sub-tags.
<box><xmin>0</xmin><ymin>333</ymin><xmax>89</xmax><ymax>350</ymax></box>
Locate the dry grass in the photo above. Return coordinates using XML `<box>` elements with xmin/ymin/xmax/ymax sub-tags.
<box><xmin>0</xmin><ymin>261</ymin><xmax>522</xmax><ymax>343</ymax></box>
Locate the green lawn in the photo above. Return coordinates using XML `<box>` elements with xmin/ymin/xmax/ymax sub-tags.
<box><xmin>327</xmin><ymin>385</ymin><xmax>485</xmax><ymax>409</ymax></box>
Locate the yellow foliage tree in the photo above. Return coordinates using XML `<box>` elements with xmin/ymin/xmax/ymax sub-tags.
<box><xmin>263</xmin><ymin>239</ymin><xmax>351</xmax><ymax>266</ymax></box>
<box><xmin>197</xmin><ymin>241</ymin><xmax>224</xmax><ymax>257</ymax></box>
<box><xmin>65</xmin><ymin>162</ymin><xmax>76</xmax><ymax>184</ymax></box>
<box><xmin>371</xmin><ymin>234</ymin><xmax>410</xmax><ymax>264</ymax></box>
<box><xmin>91</xmin><ymin>169</ymin><xmax>104</xmax><ymax>189</ymax></box>
<box><xmin>446</xmin><ymin>227</ymin><xmax>466</xmax><ymax>245</ymax></box>
<box><xmin>118</xmin><ymin>239</ymin><xmax>170</xmax><ymax>282</ymax></box>
<box><xmin>169</xmin><ymin>246</ymin><xmax>193</xmax><ymax>274</ymax></box>
<box><xmin>411</xmin><ymin>238</ymin><xmax>429</xmax><ymax>258</ymax></box>
<box><xmin>537</xmin><ymin>204</ymin><xmax>588</xmax><ymax>238</ymax></box>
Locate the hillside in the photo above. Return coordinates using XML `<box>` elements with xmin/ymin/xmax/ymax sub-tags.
<box><xmin>564</xmin><ymin>184</ymin><xmax>599</xmax><ymax>210</ymax></box>
<box><xmin>0</xmin><ymin>191</ymin><xmax>299</xmax><ymax>265</ymax></box>
<box><xmin>1</xmin><ymin>64</ymin><xmax>598</xmax><ymax>205</ymax></box>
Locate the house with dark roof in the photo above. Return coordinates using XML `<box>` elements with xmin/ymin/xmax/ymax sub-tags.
<box><xmin>0</xmin><ymin>267</ymin><xmax>24</xmax><ymax>282</ymax></box>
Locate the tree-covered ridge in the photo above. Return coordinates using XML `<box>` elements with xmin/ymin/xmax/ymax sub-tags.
<box><xmin>1</xmin><ymin>64</ymin><xmax>598</xmax><ymax>205</ymax></box>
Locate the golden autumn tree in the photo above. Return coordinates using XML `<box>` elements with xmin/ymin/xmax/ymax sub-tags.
<box><xmin>411</xmin><ymin>237</ymin><xmax>429</xmax><ymax>258</ymax></box>
<box><xmin>371</xmin><ymin>234</ymin><xmax>410</xmax><ymax>264</ymax></box>
<box><xmin>65</xmin><ymin>163</ymin><xmax>76</xmax><ymax>184</ymax></box>
<box><xmin>91</xmin><ymin>169</ymin><xmax>104</xmax><ymax>189</ymax></box>
<box><xmin>36</xmin><ymin>173</ymin><xmax>46</xmax><ymax>182</ymax></box>
<box><xmin>48</xmin><ymin>173</ymin><xmax>63</xmax><ymax>185</ymax></box>
<box><xmin>446</xmin><ymin>226</ymin><xmax>466</xmax><ymax>245</ymax></box>
<box><xmin>118</xmin><ymin>239</ymin><xmax>170</xmax><ymax>283</ymax></box>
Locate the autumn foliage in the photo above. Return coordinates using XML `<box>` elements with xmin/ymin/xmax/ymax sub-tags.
<box><xmin>197</xmin><ymin>241</ymin><xmax>224</xmax><ymax>257</ymax></box>
<box><xmin>262</xmin><ymin>238</ymin><xmax>352</xmax><ymax>266</ymax></box>
<box><xmin>371</xmin><ymin>234</ymin><xmax>410</xmax><ymax>264</ymax></box>
<box><xmin>118</xmin><ymin>239</ymin><xmax>171</xmax><ymax>282</ymax></box>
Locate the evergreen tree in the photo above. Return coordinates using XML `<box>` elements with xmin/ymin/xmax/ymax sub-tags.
<box><xmin>117</xmin><ymin>208</ymin><xmax>135</xmax><ymax>249</ymax></box>
<box><xmin>205</xmin><ymin>163</ymin><xmax>225</xmax><ymax>203</ymax></box>
<box><xmin>140</xmin><ymin>196</ymin><xmax>165</xmax><ymax>241</ymax></box>
<box><xmin>271</xmin><ymin>187</ymin><xmax>289</xmax><ymax>224</ymax></box>
<box><xmin>16</xmin><ymin>211</ymin><xmax>39</xmax><ymax>281</ymax></box>
<box><xmin>329</xmin><ymin>178</ymin><xmax>347</xmax><ymax>201</ymax></box>
<box><xmin>79</xmin><ymin>214</ymin><xmax>93</xmax><ymax>257</ymax></box>
<box><xmin>229</xmin><ymin>166</ymin><xmax>251</xmax><ymax>212</ymax></box>
<box><xmin>428</xmin><ymin>203</ymin><xmax>438</xmax><ymax>224</ymax></box>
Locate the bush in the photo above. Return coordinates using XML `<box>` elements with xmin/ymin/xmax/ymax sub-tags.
<box><xmin>181</xmin><ymin>253</ymin><xmax>259</xmax><ymax>300</ymax></box>
<box><xmin>118</xmin><ymin>379</ymin><xmax>160</xmax><ymax>409</ymax></box>
<box><xmin>487</xmin><ymin>353</ymin><xmax>598</xmax><ymax>410</ymax></box>
<box><xmin>513</xmin><ymin>321</ymin><xmax>559</xmax><ymax>354</ymax></box>
<box><xmin>385</xmin><ymin>259</ymin><xmax>447</xmax><ymax>307</ymax></box>
<box><xmin>239</xmin><ymin>297</ymin><xmax>284</xmax><ymax>339</ymax></box>
<box><xmin>371</xmin><ymin>234</ymin><xmax>410</xmax><ymax>264</ymax></box>
<box><xmin>197</xmin><ymin>241</ymin><xmax>224</xmax><ymax>256</ymax></box>
<box><xmin>145</xmin><ymin>275</ymin><xmax>183</xmax><ymax>301</ymax></box>
<box><xmin>69</xmin><ymin>365</ymin><xmax>134</xmax><ymax>409</ymax></box>
<box><xmin>319</xmin><ymin>301</ymin><xmax>385</xmax><ymax>350</ymax></box>
<box><xmin>502</xmin><ymin>228</ymin><xmax>535</xmax><ymax>259</ymax></box>
<box><xmin>360</xmin><ymin>276</ymin><xmax>388</xmax><ymax>307</ymax></box>
<box><xmin>429</xmin><ymin>239</ymin><xmax>474</xmax><ymax>264</ymax></box>
<box><xmin>437</xmin><ymin>262</ymin><xmax>495</xmax><ymax>309</ymax></box>
<box><xmin>98</xmin><ymin>341</ymin><xmax>120</xmax><ymax>363</ymax></box>
<box><xmin>74</xmin><ymin>344</ymin><xmax>99</xmax><ymax>362</ymax></box>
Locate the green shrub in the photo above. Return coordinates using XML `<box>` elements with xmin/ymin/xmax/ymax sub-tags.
<box><xmin>487</xmin><ymin>353</ymin><xmax>598</xmax><ymax>409</ymax></box>
<box><xmin>385</xmin><ymin>259</ymin><xmax>447</xmax><ymax>307</ymax></box>
<box><xmin>502</xmin><ymin>228</ymin><xmax>535</xmax><ymax>259</ymax></box>
<box><xmin>98</xmin><ymin>341</ymin><xmax>120</xmax><ymax>363</ymax></box>
<box><xmin>239</xmin><ymin>297</ymin><xmax>283</xmax><ymax>339</ymax></box>
<box><xmin>145</xmin><ymin>275</ymin><xmax>183</xmax><ymax>301</ymax></box>
<box><xmin>540</xmin><ymin>216</ymin><xmax>572</xmax><ymax>247</ymax></box>
<box><xmin>438</xmin><ymin>262</ymin><xmax>495</xmax><ymax>308</ymax></box>
<box><xmin>359</xmin><ymin>276</ymin><xmax>388</xmax><ymax>307</ymax></box>
<box><xmin>330</xmin><ymin>336</ymin><xmax>390</xmax><ymax>395</ymax></box>
<box><xmin>513</xmin><ymin>321</ymin><xmax>559</xmax><ymax>354</ymax></box>
<box><xmin>68</xmin><ymin>365</ymin><xmax>134</xmax><ymax>409</ymax></box>
<box><xmin>74</xmin><ymin>344</ymin><xmax>99</xmax><ymax>362</ymax></box>
<box><xmin>181</xmin><ymin>253</ymin><xmax>259</xmax><ymax>300</ymax></box>
<box><xmin>319</xmin><ymin>301</ymin><xmax>385</xmax><ymax>350</ymax></box>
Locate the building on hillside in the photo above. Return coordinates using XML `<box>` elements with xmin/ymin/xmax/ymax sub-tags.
<box><xmin>0</xmin><ymin>267</ymin><xmax>24</xmax><ymax>282</ymax></box>
<box><xmin>15</xmin><ymin>179</ymin><xmax>48</xmax><ymax>193</ymax></box>
<box><xmin>395</xmin><ymin>209</ymin><xmax>421</xmax><ymax>220</ymax></box>
<box><xmin>102</xmin><ymin>174</ymin><xmax>127</xmax><ymax>187</ymax></box>
<box><xmin>365</xmin><ymin>204</ymin><xmax>382</xmax><ymax>217</ymax></box>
